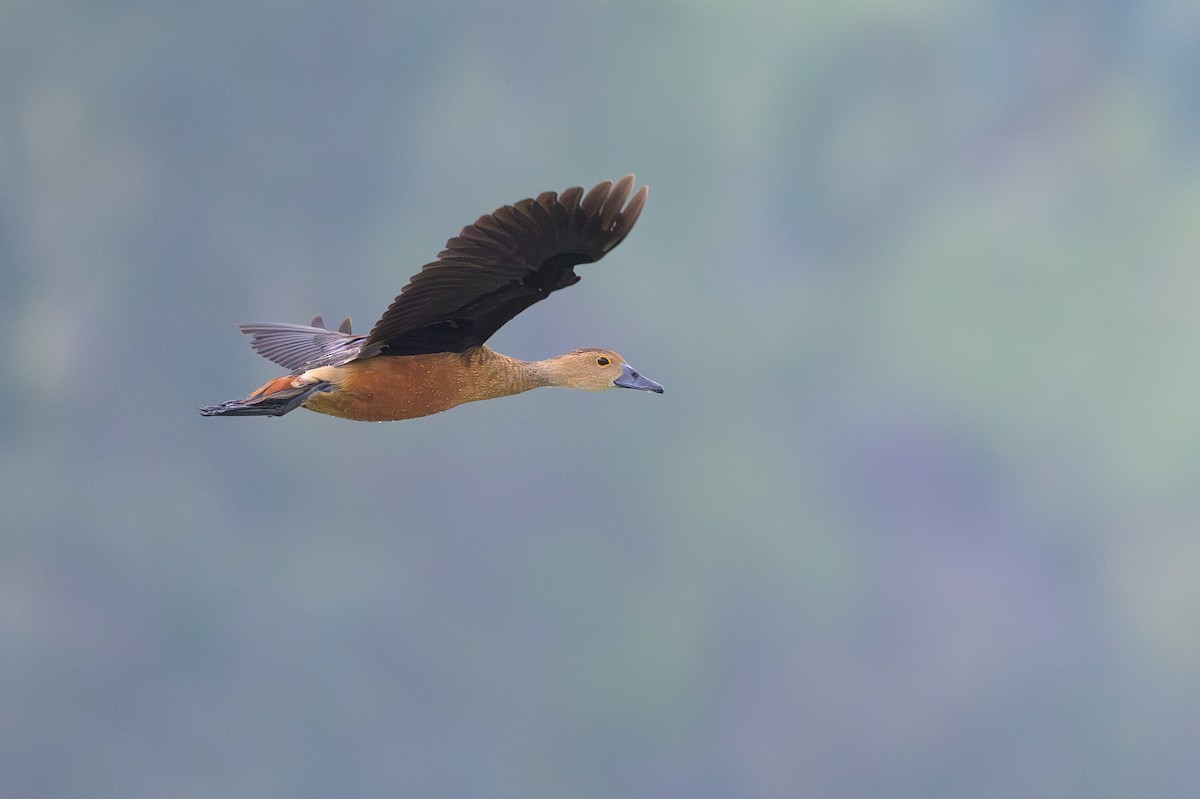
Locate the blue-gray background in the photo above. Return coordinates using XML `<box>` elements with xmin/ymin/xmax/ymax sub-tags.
<box><xmin>5</xmin><ymin>2</ymin><xmax>1200</xmax><ymax>797</ymax></box>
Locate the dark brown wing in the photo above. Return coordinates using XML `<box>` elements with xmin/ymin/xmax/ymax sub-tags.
<box><xmin>360</xmin><ymin>174</ymin><xmax>648</xmax><ymax>357</ymax></box>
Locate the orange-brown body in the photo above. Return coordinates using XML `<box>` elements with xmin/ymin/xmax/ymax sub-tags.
<box><xmin>216</xmin><ymin>344</ymin><xmax>658</xmax><ymax>421</ymax></box>
<box><xmin>299</xmin><ymin>346</ymin><xmax>545</xmax><ymax>422</ymax></box>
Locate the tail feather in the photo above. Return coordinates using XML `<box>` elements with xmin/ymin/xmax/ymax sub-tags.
<box><xmin>200</xmin><ymin>379</ymin><xmax>333</xmax><ymax>418</ymax></box>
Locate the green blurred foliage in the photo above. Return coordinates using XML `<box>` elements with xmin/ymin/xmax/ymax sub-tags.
<box><xmin>3</xmin><ymin>1</ymin><xmax>1200</xmax><ymax>797</ymax></box>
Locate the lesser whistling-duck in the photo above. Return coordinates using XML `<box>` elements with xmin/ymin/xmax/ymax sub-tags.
<box><xmin>200</xmin><ymin>174</ymin><xmax>662</xmax><ymax>422</ymax></box>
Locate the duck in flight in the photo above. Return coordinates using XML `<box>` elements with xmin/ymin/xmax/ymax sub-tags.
<box><xmin>200</xmin><ymin>174</ymin><xmax>662</xmax><ymax>422</ymax></box>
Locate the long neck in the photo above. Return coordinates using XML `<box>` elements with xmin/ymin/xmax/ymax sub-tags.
<box><xmin>520</xmin><ymin>352</ymin><xmax>584</xmax><ymax>389</ymax></box>
<box><xmin>469</xmin><ymin>347</ymin><xmax>555</xmax><ymax>397</ymax></box>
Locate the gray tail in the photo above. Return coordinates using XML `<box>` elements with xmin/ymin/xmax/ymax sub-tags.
<box><xmin>199</xmin><ymin>381</ymin><xmax>333</xmax><ymax>418</ymax></box>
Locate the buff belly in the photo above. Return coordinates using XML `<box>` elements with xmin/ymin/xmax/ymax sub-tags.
<box><xmin>300</xmin><ymin>348</ymin><xmax>526</xmax><ymax>422</ymax></box>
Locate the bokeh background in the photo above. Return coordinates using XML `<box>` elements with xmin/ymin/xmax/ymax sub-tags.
<box><xmin>5</xmin><ymin>2</ymin><xmax>1200</xmax><ymax>797</ymax></box>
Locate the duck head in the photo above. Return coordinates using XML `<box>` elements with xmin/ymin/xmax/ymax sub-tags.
<box><xmin>546</xmin><ymin>348</ymin><xmax>664</xmax><ymax>393</ymax></box>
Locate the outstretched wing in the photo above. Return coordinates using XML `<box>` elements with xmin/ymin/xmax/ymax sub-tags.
<box><xmin>360</xmin><ymin>174</ymin><xmax>648</xmax><ymax>357</ymax></box>
<box><xmin>238</xmin><ymin>316</ymin><xmax>365</xmax><ymax>372</ymax></box>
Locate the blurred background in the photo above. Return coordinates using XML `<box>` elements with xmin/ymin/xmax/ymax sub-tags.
<box><xmin>4</xmin><ymin>1</ymin><xmax>1200</xmax><ymax>797</ymax></box>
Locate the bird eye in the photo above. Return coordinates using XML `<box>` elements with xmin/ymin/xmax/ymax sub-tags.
<box><xmin>596</xmin><ymin>356</ymin><xmax>610</xmax><ymax>366</ymax></box>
